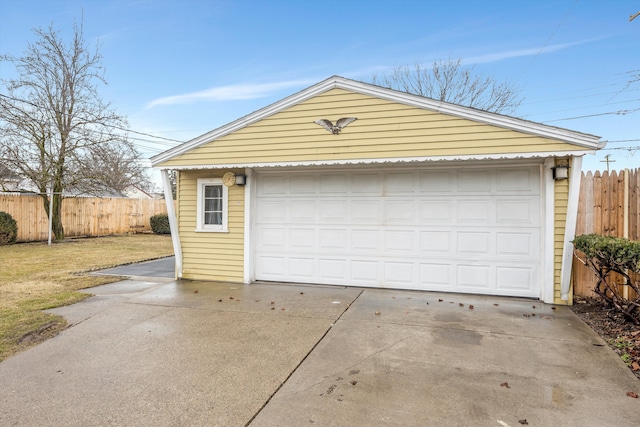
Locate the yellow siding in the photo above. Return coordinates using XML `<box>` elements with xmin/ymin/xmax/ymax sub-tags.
<box><xmin>178</xmin><ymin>169</ymin><xmax>245</xmax><ymax>282</ymax></box>
<box><xmin>553</xmin><ymin>159</ymin><xmax>571</xmax><ymax>305</ymax></box>
<box><xmin>158</xmin><ymin>89</ymin><xmax>591</xmax><ymax>168</ymax></box>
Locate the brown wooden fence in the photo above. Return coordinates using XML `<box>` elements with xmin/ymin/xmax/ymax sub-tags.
<box><xmin>0</xmin><ymin>193</ymin><xmax>169</xmax><ymax>242</ymax></box>
<box><xmin>573</xmin><ymin>168</ymin><xmax>640</xmax><ymax>298</ymax></box>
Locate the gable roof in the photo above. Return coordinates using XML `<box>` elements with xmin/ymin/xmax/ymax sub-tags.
<box><xmin>151</xmin><ymin>75</ymin><xmax>603</xmax><ymax>167</ymax></box>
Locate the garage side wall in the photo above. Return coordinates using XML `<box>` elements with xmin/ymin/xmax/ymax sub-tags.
<box><xmin>178</xmin><ymin>169</ymin><xmax>245</xmax><ymax>282</ymax></box>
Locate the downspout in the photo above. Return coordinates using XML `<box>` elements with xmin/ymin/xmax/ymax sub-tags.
<box><xmin>161</xmin><ymin>169</ymin><xmax>183</xmax><ymax>279</ymax></box>
<box><xmin>560</xmin><ymin>156</ymin><xmax>583</xmax><ymax>300</ymax></box>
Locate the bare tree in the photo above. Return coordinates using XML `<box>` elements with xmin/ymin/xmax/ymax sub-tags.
<box><xmin>372</xmin><ymin>58</ymin><xmax>523</xmax><ymax>115</ymax></box>
<box><xmin>166</xmin><ymin>170</ymin><xmax>177</xmax><ymax>200</ymax></box>
<box><xmin>0</xmin><ymin>22</ymin><xmax>146</xmax><ymax>240</ymax></box>
<box><xmin>75</xmin><ymin>139</ymin><xmax>151</xmax><ymax>196</ymax></box>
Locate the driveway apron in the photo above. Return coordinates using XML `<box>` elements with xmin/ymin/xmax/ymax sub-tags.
<box><xmin>0</xmin><ymin>280</ymin><xmax>638</xmax><ymax>426</ymax></box>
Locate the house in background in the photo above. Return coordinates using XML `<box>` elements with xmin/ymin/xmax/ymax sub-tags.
<box><xmin>0</xmin><ymin>164</ymin><xmax>25</xmax><ymax>192</ymax></box>
<box><xmin>151</xmin><ymin>76</ymin><xmax>604</xmax><ymax>305</ymax></box>
<box><xmin>121</xmin><ymin>185</ymin><xmax>154</xmax><ymax>199</ymax></box>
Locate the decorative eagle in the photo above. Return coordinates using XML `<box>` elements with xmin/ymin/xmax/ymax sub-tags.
<box><xmin>314</xmin><ymin>117</ymin><xmax>357</xmax><ymax>134</ymax></box>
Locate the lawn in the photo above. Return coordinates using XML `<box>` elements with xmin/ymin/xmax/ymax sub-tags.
<box><xmin>0</xmin><ymin>234</ymin><xmax>174</xmax><ymax>361</ymax></box>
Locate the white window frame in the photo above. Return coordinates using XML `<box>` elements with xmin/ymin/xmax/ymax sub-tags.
<box><xmin>196</xmin><ymin>178</ymin><xmax>228</xmax><ymax>232</ymax></box>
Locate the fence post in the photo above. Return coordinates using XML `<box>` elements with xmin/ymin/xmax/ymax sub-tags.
<box><xmin>48</xmin><ymin>189</ymin><xmax>53</xmax><ymax>245</ymax></box>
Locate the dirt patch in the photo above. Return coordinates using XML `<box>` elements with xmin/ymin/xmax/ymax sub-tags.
<box><xmin>570</xmin><ymin>297</ymin><xmax>640</xmax><ymax>380</ymax></box>
<box><xmin>18</xmin><ymin>321</ymin><xmax>62</xmax><ymax>345</ymax></box>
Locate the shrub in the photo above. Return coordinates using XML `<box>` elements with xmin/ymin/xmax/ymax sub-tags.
<box><xmin>0</xmin><ymin>211</ymin><xmax>18</xmax><ymax>245</ymax></box>
<box><xmin>150</xmin><ymin>214</ymin><xmax>171</xmax><ymax>234</ymax></box>
<box><xmin>573</xmin><ymin>233</ymin><xmax>640</xmax><ymax>324</ymax></box>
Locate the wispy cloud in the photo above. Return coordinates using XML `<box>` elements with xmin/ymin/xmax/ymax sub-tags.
<box><xmin>146</xmin><ymin>79</ymin><xmax>315</xmax><ymax>108</ymax></box>
<box><xmin>346</xmin><ymin>39</ymin><xmax>598</xmax><ymax>81</ymax></box>
<box><xmin>463</xmin><ymin>39</ymin><xmax>595</xmax><ymax>65</ymax></box>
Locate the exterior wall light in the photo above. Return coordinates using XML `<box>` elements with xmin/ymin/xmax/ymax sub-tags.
<box><xmin>552</xmin><ymin>164</ymin><xmax>570</xmax><ymax>180</ymax></box>
<box><xmin>235</xmin><ymin>174</ymin><xmax>246</xmax><ymax>185</ymax></box>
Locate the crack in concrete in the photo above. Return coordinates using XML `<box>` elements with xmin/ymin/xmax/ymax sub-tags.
<box><xmin>244</xmin><ymin>289</ymin><xmax>364</xmax><ymax>426</ymax></box>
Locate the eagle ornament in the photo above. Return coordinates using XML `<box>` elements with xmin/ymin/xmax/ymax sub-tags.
<box><xmin>313</xmin><ymin>117</ymin><xmax>357</xmax><ymax>134</ymax></box>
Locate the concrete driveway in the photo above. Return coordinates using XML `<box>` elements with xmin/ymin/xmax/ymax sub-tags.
<box><xmin>0</xmin><ymin>274</ymin><xmax>638</xmax><ymax>426</ymax></box>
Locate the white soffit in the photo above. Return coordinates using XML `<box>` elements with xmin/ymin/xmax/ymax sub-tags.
<box><xmin>156</xmin><ymin>151</ymin><xmax>592</xmax><ymax>171</ymax></box>
<box><xmin>150</xmin><ymin>76</ymin><xmax>603</xmax><ymax>166</ymax></box>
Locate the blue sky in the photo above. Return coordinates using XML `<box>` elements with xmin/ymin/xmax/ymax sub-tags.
<box><xmin>1</xmin><ymin>0</ymin><xmax>639</xmax><ymax>179</ymax></box>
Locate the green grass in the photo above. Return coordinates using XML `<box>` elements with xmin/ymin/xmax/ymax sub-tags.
<box><xmin>0</xmin><ymin>234</ymin><xmax>174</xmax><ymax>361</ymax></box>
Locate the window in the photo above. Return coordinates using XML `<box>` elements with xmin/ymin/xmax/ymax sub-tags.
<box><xmin>196</xmin><ymin>178</ymin><xmax>228</xmax><ymax>232</ymax></box>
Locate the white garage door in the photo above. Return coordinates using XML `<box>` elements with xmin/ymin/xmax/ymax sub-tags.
<box><xmin>254</xmin><ymin>165</ymin><xmax>541</xmax><ymax>297</ymax></box>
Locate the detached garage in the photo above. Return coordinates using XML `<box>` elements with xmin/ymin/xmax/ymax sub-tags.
<box><xmin>151</xmin><ymin>76</ymin><xmax>603</xmax><ymax>304</ymax></box>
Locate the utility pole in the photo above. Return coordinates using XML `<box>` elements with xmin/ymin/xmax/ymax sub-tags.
<box><xmin>600</xmin><ymin>154</ymin><xmax>616</xmax><ymax>171</ymax></box>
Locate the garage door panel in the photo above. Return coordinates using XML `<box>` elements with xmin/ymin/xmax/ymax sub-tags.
<box><xmin>497</xmin><ymin>169</ymin><xmax>538</xmax><ymax>192</ymax></box>
<box><xmin>319</xmin><ymin>200</ymin><xmax>348</xmax><ymax>221</ymax></box>
<box><xmin>457</xmin><ymin>200</ymin><xmax>492</xmax><ymax>222</ymax></box>
<box><xmin>386</xmin><ymin>172</ymin><xmax>415</xmax><ymax>193</ymax></box>
<box><xmin>457</xmin><ymin>232</ymin><xmax>491</xmax><ymax>255</ymax></box>
<box><xmin>320</xmin><ymin>173</ymin><xmax>348</xmax><ymax>193</ymax></box>
<box><xmin>255</xmin><ymin>166</ymin><xmax>541</xmax><ymax>297</ymax></box>
<box><xmin>351</xmin><ymin>260</ymin><xmax>380</xmax><ymax>284</ymax></box>
<box><xmin>496</xmin><ymin>232</ymin><xmax>536</xmax><ymax>257</ymax></box>
<box><xmin>259</xmin><ymin>175</ymin><xmax>288</xmax><ymax>194</ymax></box>
<box><xmin>318</xmin><ymin>259</ymin><xmax>347</xmax><ymax>281</ymax></box>
<box><xmin>319</xmin><ymin>228</ymin><xmax>347</xmax><ymax>249</ymax></box>
<box><xmin>458</xmin><ymin>170</ymin><xmax>491</xmax><ymax>192</ymax></box>
<box><xmin>352</xmin><ymin>173</ymin><xmax>381</xmax><ymax>193</ymax></box>
<box><xmin>290</xmin><ymin>200</ymin><xmax>316</xmax><ymax>221</ymax></box>
<box><xmin>420</xmin><ymin>171</ymin><xmax>453</xmax><ymax>192</ymax></box>
<box><xmin>289</xmin><ymin>257</ymin><xmax>316</xmax><ymax>280</ymax></box>
<box><xmin>351</xmin><ymin>200</ymin><xmax>382</xmax><ymax>222</ymax></box>
<box><xmin>290</xmin><ymin>174</ymin><xmax>316</xmax><ymax>193</ymax></box>
<box><xmin>385</xmin><ymin>200</ymin><xmax>416</xmax><ymax>223</ymax></box>
<box><xmin>419</xmin><ymin>200</ymin><xmax>453</xmax><ymax>223</ymax></box>
<box><xmin>257</xmin><ymin>227</ymin><xmax>286</xmax><ymax>249</ymax></box>
<box><xmin>457</xmin><ymin>265</ymin><xmax>491</xmax><ymax>289</ymax></box>
<box><xmin>289</xmin><ymin>228</ymin><xmax>315</xmax><ymax>250</ymax></box>
<box><xmin>257</xmin><ymin>200</ymin><xmax>287</xmax><ymax>222</ymax></box>
<box><xmin>419</xmin><ymin>231</ymin><xmax>452</xmax><ymax>253</ymax></box>
<box><xmin>496</xmin><ymin>266</ymin><xmax>535</xmax><ymax>292</ymax></box>
<box><xmin>496</xmin><ymin>199</ymin><xmax>538</xmax><ymax>224</ymax></box>
<box><xmin>352</xmin><ymin>229</ymin><xmax>380</xmax><ymax>251</ymax></box>
<box><xmin>384</xmin><ymin>261</ymin><xmax>415</xmax><ymax>286</ymax></box>
<box><xmin>384</xmin><ymin>230</ymin><xmax>416</xmax><ymax>253</ymax></box>
<box><xmin>257</xmin><ymin>256</ymin><xmax>287</xmax><ymax>278</ymax></box>
<box><xmin>419</xmin><ymin>263</ymin><xmax>452</xmax><ymax>287</ymax></box>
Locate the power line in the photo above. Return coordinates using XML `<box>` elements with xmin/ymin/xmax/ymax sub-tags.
<box><xmin>601</xmin><ymin>146</ymin><xmax>640</xmax><ymax>151</ymax></box>
<box><xmin>607</xmin><ymin>139</ymin><xmax>640</xmax><ymax>143</ymax></box>
<box><xmin>542</xmin><ymin>107</ymin><xmax>640</xmax><ymax>123</ymax></box>
<box><xmin>521</xmin><ymin>0</ymin><xmax>577</xmax><ymax>76</ymax></box>
<box><xmin>0</xmin><ymin>93</ymin><xmax>185</xmax><ymax>144</ymax></box>
<box><xmin>523</xmin><ymin>98</ymin><xmax>639</xmax><ymax>119</ymax></box>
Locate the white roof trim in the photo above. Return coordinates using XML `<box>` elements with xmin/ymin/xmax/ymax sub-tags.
<box><xmin>151</xmin><ymin>76</ymin><xmax>602</xmax><ymax>166</ymax></box>
<box><xmin>155</xmin><ymin>150</ymin><xmax>593</xmax><ymax>171</ymax></box>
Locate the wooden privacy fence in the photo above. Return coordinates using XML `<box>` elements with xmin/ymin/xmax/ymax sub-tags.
<box><xmin>0</xmin><ymin>193</ymin><xmax>169</xmax><ymax>242</ymax></box>
<box><xmin>573</xmin><ymin>169</ymin><xmax>640</xmax><ymax>298</ymax></box>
